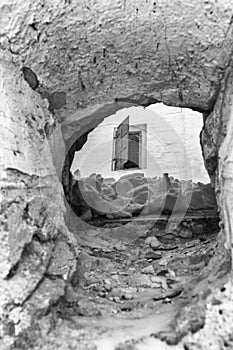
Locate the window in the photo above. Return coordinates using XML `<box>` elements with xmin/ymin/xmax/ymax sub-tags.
<box><xmin>111</xmin><ymin>116</ymin><xmax>147</xmax><ymax>171</ymax></box>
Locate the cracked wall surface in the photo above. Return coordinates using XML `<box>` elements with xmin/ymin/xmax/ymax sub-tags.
<box><xmin>0</xmin><ymin>60</ymin><xmax>79</xmax><ymax>346</ymax></box>
<box><xmin>1</xmin><ymin>0</ymin><xmax>233</xmax><ymax>117</ymax></box>
<box><xmin>1</xmin><ymin>0</ymin><xmax>233</xmax><ymax>347</ymax></box>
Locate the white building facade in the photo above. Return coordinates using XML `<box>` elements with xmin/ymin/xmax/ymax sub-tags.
<box><xmin>71</xmin><ymin>104</ymin><xmax>209</xmax><ymax>184</ymax></box>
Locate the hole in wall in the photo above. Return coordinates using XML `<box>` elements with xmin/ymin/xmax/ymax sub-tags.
<box><xmin>57</xmin><ymin>103</ymin><xmax>226</xmax><ymax>348</ymax></box>
<box><xmin>64</xmin><ymin>103</ymin><xmax>217</xmax><ymax>224</ymax></box>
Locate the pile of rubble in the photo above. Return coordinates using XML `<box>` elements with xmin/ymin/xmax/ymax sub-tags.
<box><xmin>69</xmin><ymin>172</ymin><xmax>217</xmax><ymax>220</ymax></box>
<box><xmin>30</xmin><ymin>214</ymin><xmax>228</xmax><ymax>350</ymax></box>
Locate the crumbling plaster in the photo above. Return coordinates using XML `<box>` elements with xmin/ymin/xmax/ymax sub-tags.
<box><xmin>1</xmin><ymin>0</ymin><xmax>233</xmax><ymax>347</ymax></box>
<box><xmin>1</xmin><ymin>0</ymin><xmax>233</xmax><ymax>115</ymax></box>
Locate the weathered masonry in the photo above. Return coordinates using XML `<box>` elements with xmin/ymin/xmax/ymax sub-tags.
<box><xmin>1</xmin><ymin>1</ymin><xmax>233</xmax><ymax>349</ymax></box>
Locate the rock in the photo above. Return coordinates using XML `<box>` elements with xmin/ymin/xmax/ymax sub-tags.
<box><xmin>179</xmin><ymin>228</ymin><xmax>193</xmax><ymax>239</ymax></box>
<box><xmin>167</xmin><ymin>269</ymin><xmax>176</xmax><ymax>279</ymax></box>
<box><xmin>103</xmin><ymin>279</ymin><xmax>112</xmax><ymax>292</ymax></box>
<box><xmin>144</xmin><ymin>252</ymin><xmax>162</xmax><ymax>260</ymax></box>
<box><xmin>128</xmin><ymin>202</ymin><xmax>144</xmax><ymax>216</ymax></box>
<box><xmin>150</xmin><ymin>282</ymin><xmax>162</xmax><ymax>289</ymax></box>
<box><xmin>113</xmin><ymin>174</ymin><xmax>147</xmax><ymax>201</ymax></box>
<box><xmin>153</xmin><ymin>227</ymin><xmax>166</xmax><ymax>237</ymax></box>
<box><xmin>110</xmin><ymin>288</ymin><xmax>134</xmax><ymax>302</ymax></box>
<box><xmin>132</xmin><ymin>274</ymin><xmax>155</xmax><ymax>288</ymax></box>
<box><xmin>153</xmin><ymin>287</ymin><xmax>183</xmax><ymax>301</ymax></box>
<box><xmin>150</xmin><ymin>276</ymin><xmax>168</xmax><ymax>290</ymax></box>
<box><xmin>127</xmin><ymin>248</ymin><xmax>140</xmax><ymax>264</ymax></box>
<box><xmin>64</xmin><ymin>285</ymin><xmax>79</xmax><ymax>304</ymax></box>
<box><xmin>188</xmin><ymin>254</ymin><xmax>206</xmax><ymax>269</ymax></box>
<box><xmin>145</xmin><ymin>236</ymin><xmax>153</xmax><ymax>245</ymax></box>
<box><xmin>191</xmin><ymin>223</ymin><xmax>204</xmax><ymax>235</ymax></box>
<box><xmin>182</xmin><ymin>221</ymin><xmax>191</xmax><ymax>228</ymax></box>
<box><xmin>133</xmin><ymin>188</ymin><xmax>149</xmax><ymax>205</ymax></box>
<box><xmin>114</xmin><ymin>243</ymin><xmax>127</xmax><ymax>251</ymax></box>
<box><xmin>77</xmin><ymin>300</ymin><xmax>102</xmax><ymax>317</ymax></box>
<box><xmin>142</xmin><ymin>264</ymin><xmax>155</xmax><ymax>274</ymax></box>
<box><xmin>27</xmin><ymin>277</ymin><xmax>66</xmax><ymax>317</ymax></box>
<box><xmin>80</xmin><ymin>208</ymin><xmax>92</xmax><ymax>220</ymax></box>
<box><xmin>155</xmin><ymin>269</ymin><xmax>170</xmax><ymax>276</ymax></box>
<box><xmin>71</xmin><ymin>251</ymin><xmax>94</xmax><ymax>286</ymax></box>
<box><xmin>103</xmin><ymin>177</ymin><xmax>116</xmax><ymax>185</ymax></box>
<box><xmin>112</xmin><ymin>296</ymin><xmax>121</xmax><ymax>303</ymax></box>
<box><xmin>157</xmin><ymin>244</ymin><xmax>178</xmax><ymax>251</ymax></box>
<box><xmin>47</xmin><ymin>240</ymin><xmax>76</xmax><ymax>279</ymax></box>
<box><xmin>150</xmin><ymin>237</ymin><xmax>161</xmax><ymax>249</ymax></box>
<box><xmin>121</xmin><ymin>293</ymin><xmax>134</xmax><ymax>300</ymax></box>
<box><xmin>166</xmin><ymin>220</ymin><xmax>182</xmax><ymax>233</ymax></box>
<box><xmin>163</xmin><ymin>233</ymin><xmax>176</xmax><ymax>240</ymax></box>
<box><xmin>162</xmin><ymin>297</ymin><xmax>173</xmax><ymax>304</ymax></box>
<box><xmin>106</xmin><ymin>210</ymin><xmax>132</xmax><ymax>219</ymax></box>
<box><xmin>116</xmin><ymin>172</ymin><xmax>144</xmax><ymax>182</ymax></box>
<box><xmin>142</xmin><ymin>194</ymin><xmax>165</xmax><ymax>215</ymax></box>
<box><xmin>158</xmin><ymin>257</ymin><xmax>169</xmax><ymax>266</ymax></box>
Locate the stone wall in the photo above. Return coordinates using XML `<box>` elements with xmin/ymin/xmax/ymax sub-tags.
<box><xmin>1</xmin><ymin>0</ymin><xmax>233</xmax><ymax>346</ymax></box>
<box><xmin>202</xmin><ymin>61</ymin><xmax>233</xmax><ymax>255</ymax></box>
<box><xmin>0</xmin><ymin>59</ymin><xmax>78</xmax><ymax>346</ymax></box>
<box><xmin>1</xmin><ymin>0</ymin><xmax>233</xmax><ymax>116</ymax></box>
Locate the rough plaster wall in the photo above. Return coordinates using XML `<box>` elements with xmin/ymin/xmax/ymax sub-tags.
<box><xmin>1</xmin><ymin>0</ymin><xmax>233</xmax><ymax>119</ymax></box>
<box><xmin>0</xmin><ymin>59</ymin><xmax>79</xmax><ymax>344</ymax></box>
<box><xmin>212</xmin><ymin>64</ymin><xmax>233</xmax><ymax>254</ymax></box>
<box><xmin>1</xmin><ymin>0</ymin><xmax>233</xmax><ymax>346</ymax></box>
<box><xmin>200</xmin><ymin>57</ymin><xmax>233</xmax><ymax>255</ymax></box>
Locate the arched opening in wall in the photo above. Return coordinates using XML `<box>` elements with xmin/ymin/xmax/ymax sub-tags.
<box><xmin>66</xmin><ymin>103</ymin><xmax>217</xmax><ymax>223</ymax></box>
<box><xmin>60</xmin><ymin>103</ymin><xmax>227</xmax><ymax>348</ymax></box>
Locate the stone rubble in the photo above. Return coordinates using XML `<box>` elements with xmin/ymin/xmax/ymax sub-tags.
<box><xmin>70</xmin><ymin>172</ymin><xmax>218</xmax><ymax>221</ymax></box>
<box><xmin>23</xmin><ymin>214</ymin><xmax>227</xmax><ymax>350</ymax></box>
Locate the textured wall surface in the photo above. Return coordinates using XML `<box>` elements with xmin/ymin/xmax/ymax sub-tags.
<box><xmin>202</xmin><ymin>62</ymin><xmax>233</xmax><ymax>254</ymax></box>
<box><xmin>0</xmin><ymin>59</ymin><xmax>78</xmax><ymax>345</ymax></box>
<box><xmin>1</xmin><ymin>0</ymin><xmax>233</xmax><ymax>347</ymax></box>
<box><xmin>1</xmin><ymin>0</ymin><xmax>233</xmax><ymax>117</ymax></box>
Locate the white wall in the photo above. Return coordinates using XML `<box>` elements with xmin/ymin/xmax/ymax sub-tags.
<box><xmin>71</xmin><ymin>103</ymin><xmax>210</xmax><ymax>183</ymax></box>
